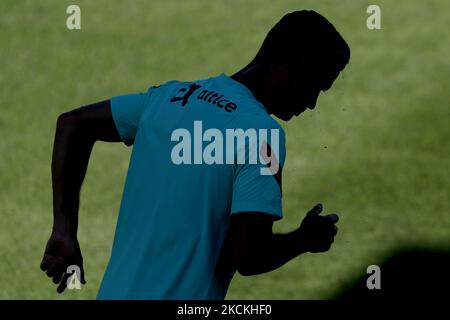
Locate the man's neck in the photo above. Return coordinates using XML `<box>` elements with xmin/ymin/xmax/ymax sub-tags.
<box><xmin>230</xmin><ymin>65</ymin><xmax>271</xmax><ymax>114</ymax></box>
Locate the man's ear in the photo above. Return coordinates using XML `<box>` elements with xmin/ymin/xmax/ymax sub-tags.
<box><xmin>266</xmin><ymin>59</ymin><xmax>291</xmax><ymax>87</ymax></box>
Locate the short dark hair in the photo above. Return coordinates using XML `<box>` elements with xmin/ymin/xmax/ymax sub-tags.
<box><xmin>254</xmin><ymin>10</ymin><xmax>350</xmax><ymax>74</ymax></box>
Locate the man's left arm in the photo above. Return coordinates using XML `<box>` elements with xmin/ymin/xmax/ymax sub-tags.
<box><xmin>227</xmin><ymin>204</ymin><xmax>339</xmax><ymax>276</ymax></box>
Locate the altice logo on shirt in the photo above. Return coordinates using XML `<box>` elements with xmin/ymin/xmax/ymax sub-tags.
<box><xmin>170</xmin><ymin>83</ymin><xmax>238</xmax><ymax>112</ymax></box>
<box><xmin>170</xmin><ymin>121</ymin><xmax>280</xmax><ymax>175</ymax></box>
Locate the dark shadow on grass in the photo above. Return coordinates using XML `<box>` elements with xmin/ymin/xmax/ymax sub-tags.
<box><xmin>332</xmin><ymin>247</ymin><xmax>450</xmax><ymax>299</ymax></box>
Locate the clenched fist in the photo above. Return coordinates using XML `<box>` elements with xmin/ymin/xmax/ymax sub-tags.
<box><xmin>297</xmin><ymin>203</ymin><xmax>339</xmax><ymax>253</ymax></box>
<box><xmin>40</xmin><ymin>233</ymin><xmax>86</xmax><ymax>293</ymax></box>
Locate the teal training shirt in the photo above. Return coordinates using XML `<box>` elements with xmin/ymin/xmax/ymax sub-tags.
<box><xmin>97</xmin><ymin>73</ymin><xmax>286</xmax><ymax>299</ymax></box>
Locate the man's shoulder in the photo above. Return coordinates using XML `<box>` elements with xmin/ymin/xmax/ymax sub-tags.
<box><xmin>148</xmin><ymin>79</ymin><xmax>184</xmax><ymax>92</ymax></box>
<box><xmin>232</xmin><ymin>107</ymin><xmax>285</xmax><ymax>133</ymax></box>
<box><xmin>147</xmin><ymin>77</ymin><xmax>215</xmax><ymax>99</ymax></box>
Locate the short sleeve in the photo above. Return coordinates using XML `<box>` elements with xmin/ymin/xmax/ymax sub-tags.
<box><xmin>110</xmin><ymin>87</ymin><xmax>155</xmax><ymax>146</ymax></box>
<box><xmin>230</xmin><ymin>125</ymin><xmax>286</xmax><ymax>220</ymax></box>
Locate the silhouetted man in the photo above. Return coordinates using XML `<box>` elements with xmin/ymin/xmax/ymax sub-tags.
<box><xmin>40</xmin><ymin>10</ymin><xmax>350</xmax><ymax>299</ymax></box>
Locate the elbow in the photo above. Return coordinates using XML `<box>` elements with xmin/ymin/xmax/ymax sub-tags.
<box><xmin>237</xmin><ymin>267</ymin><xmax>258</xmax><ymax>277</ymax></box>
<box><xmin>56</xmin><ymin>113</ymin><xmax>71</xmax><ymax>136</ymax></box>
<box><xmin>54</xmin><ymin>111</ymin><xmax>94</xmax><ymax>147</ymax></box>
<box><xmin>236</xmin><ymin>255</ymin><xmax>262</xmax><ymax>276</ymax></box>
<box><xmin>55</xmin><ymin>111</ymin><xmax>87</xmax><ymax>139</ymax></box>
<box><xmin>234</xmin><ymin>241</ymin><xmax>270</xmax><ymax>276</ymax></box>
<box><xmin>56</xmin><ymin>112</ymin><xmax>77</xmax><ymax>132</ymax></box>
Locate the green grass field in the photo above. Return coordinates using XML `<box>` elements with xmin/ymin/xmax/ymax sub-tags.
<box><xmin>0</xmin><ymin>0</ymin><xmax>448</xmax><ymax>299</ymax></box>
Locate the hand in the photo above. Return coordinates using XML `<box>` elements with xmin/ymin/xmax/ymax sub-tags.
<box><xmin>297</xmin><ymin>203</ymin><xmax>339</xmax><ymax>253</ymax></box>
<box><xmin>40</xmin><ymin>233</ymin><xmax>86</xmax><ymax>293</ymax></box>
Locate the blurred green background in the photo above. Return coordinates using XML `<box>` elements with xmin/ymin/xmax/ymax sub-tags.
<box><xmin>0</xmin><ymin>0</ymin><xmax>448</xmax><ymax>299</ymax></box>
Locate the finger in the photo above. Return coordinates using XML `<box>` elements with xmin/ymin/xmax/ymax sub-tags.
<box><xmin>57</xmin><ymin>273</ymin><xmax>70</xmax><ymax>294</ymax></box>
<box><xmin>332</xmin><ymin>225</ymin><xmax>338</xmax><ymax>236</ymax></box>
<box><xmin>326</xmin><ymin>213</ymin><xmax>339</xmax><ymax>224</ymax></box>
<box><xmin>80</xmin><ymin>265</ymin><xmax>86</xmax><ymax>285</ymax></box>
<box><xmin>327</xmin><ymin>237</ymin><xmax>334</xmax><ymax>246</ymax></box>
<box><xmin>40</xmin><ymin>254</ymin><xmax>54</xmax><ymax>271</ymax></box>
<box><xmin>40</xmin><ymin>259</ymin><xmax>49</xmax><ymax>272</ymax></box>
<box><xmin>46</xmin><ymin>257</ymin><xmax>66</xmax><ymax>278</ymax></box>
<box><xmin>46</xmin><ymin>264</ymin><xmax>58</xmax><ymax>278</ymax></box>
<box><xmin>52</xmin><ymin>268</ymin><xmax>65</xmax><ymax>284</ymax></box>
<box><xmin>326</xmin><ymin>235</ymin><xmax>335</xmax><ymax>249</ymax></box>
<box><xmin>307</xmin><ymin>203</ymin><xmax>323</xmax><ymax>216</ymax></box>
<box><xmin>320</xmin><ymin>243</ymin><xmax>332</xmax><ymax>252</ymax></box>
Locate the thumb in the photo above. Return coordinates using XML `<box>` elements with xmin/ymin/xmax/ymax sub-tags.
<box><xmin>306</xmin><ymin>203</ymin><xmax>323</xmax><ymax>217</ymax></box>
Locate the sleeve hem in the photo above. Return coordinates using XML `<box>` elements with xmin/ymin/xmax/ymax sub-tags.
<box><xmin>231</xmin><ymin>203</ymin><xmax>282</xmax><ymax>220</ymax></box>
<box><xmin>110</xmin><ymin>97</ymin><xmax>134</xmax><ymax>147</ymax></box>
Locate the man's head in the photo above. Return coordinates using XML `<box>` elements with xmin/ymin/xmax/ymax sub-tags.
<box><xmin>236</xmin><ymin>10</ymin><xmax>350</xmax><ymax>121</ymax></box>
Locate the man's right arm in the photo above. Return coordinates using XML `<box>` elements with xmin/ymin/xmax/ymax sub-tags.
<box><xmin>40</xmin><ymin>99</ymin><xmax>121</xmax><ymax>293</ymax></box>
